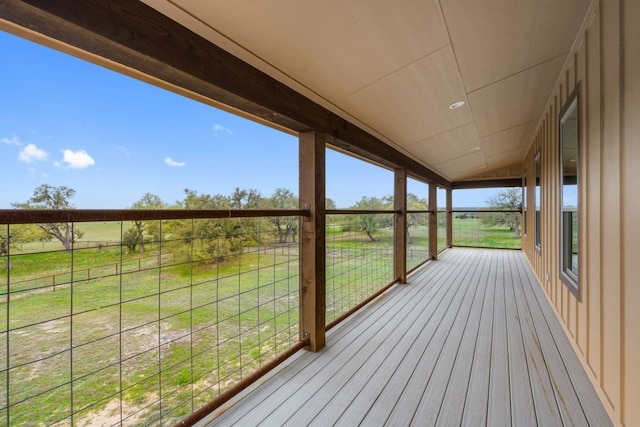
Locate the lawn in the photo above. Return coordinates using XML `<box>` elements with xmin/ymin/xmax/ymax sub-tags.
<box><xmin>452</xmin><ymin>217</ymin><xmax>521</xmax><ymax>249</ymax></box>
<box><xmin>2</xmin><ymin>231</ymin><xmax>301</xmax><ymax>425</ymax></box>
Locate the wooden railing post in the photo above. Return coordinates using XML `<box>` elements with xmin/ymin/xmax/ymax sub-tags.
<box><xmin>446</xmin><ymin>188</ymin><xmax>453</xmax><ymax>248</ymax></box>
<box><xmin>299</xmin><ymin>131</ymin><xmax>326</xmax><ymax>352</ymax></box>
<box><xmin>429</xmin><ymin>184</ymin><xmax>438</xmax><ymax>260</ymax></box>
<box><xmin>394</xmin><ymin>169</ymin><xmax>407</xmax><ymax>284</ymax></box>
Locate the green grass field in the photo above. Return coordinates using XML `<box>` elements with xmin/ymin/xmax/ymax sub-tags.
<box><xmin>452</xmin><ymin>217</ymin><xmax>521</xmax><ymax>249</ymax></box>
<box><xmin>4</xmin><ymin>246</ymin><xmax>302</xmax><ymax>425</ymax></box>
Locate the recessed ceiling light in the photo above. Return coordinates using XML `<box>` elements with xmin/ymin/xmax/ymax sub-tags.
<box><xmin>448</xmin><ymin>100</ymin><xmax>466</xmax><ymax>110</ymax></box>
<box><xmin>471</xmin><ymin>146</ymin><xmax>481</xmax><ymax>152</ymax></box>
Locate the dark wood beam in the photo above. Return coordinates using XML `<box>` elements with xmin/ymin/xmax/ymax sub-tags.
<box><xmin>446</xmin><ymin>189</ymin><xmax>453</xmax><ymax>248</ymax></box>
<box><xmin>428</xmin><ymin>184</ymin><xmax>438</xmax><ymax>260</ymax></box>
<box><xmin>299</xmin><ymin>131</ymin><xmax>326</xmax><ymax>352</ymax></box>
<box><xmin>452</xmin><ymin>178</ymin><xmax>523</xmax><ymax>190</ymax></box>
<box><xmin>394</xmin><ymin>169</ymin><xmax>407</xmax><ymax>284</ymax></box>
<box><xmin>0</xmin><ymin>0</ymin><xmax>451</xmax><ymax>188</ymax></box>
<box><xmin>0</xmin><ymin>209</ymin><xmax>305</xmax><ymax>224</ymax></box>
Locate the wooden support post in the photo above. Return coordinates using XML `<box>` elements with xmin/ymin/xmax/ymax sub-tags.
<box><xmin>394</xmin><ymin>169</ymin><xmax>407</xmax><ymax>284</ymax></box>
<box><xmin>429</xmin><ymin>184</ymin><xmax>438</xmax><ymax>260</ymax></box>
<box><xmin>446</xmin><ymin>188</ymin><xmax>453</xmax><ymax>248</ymax></box>
<box><xmin>299</xmin><ymin>131</ymin><xmax>326</xmax><ymax>352</ymax></box>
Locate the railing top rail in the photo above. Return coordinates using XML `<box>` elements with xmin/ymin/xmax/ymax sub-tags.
<box><xmin>452</xmin><ymin>209</ymin><xmax>521</xmax><ymax>213</ymax></box>
<box><xmin>327</xmin><ymin>209</ymin><xmax>400</xmax><ymax>215</ymax></box>
<box><xmin>0</xmin><ymin>209</ymin><xmax>308</xmax><ymax>224</ymax></box>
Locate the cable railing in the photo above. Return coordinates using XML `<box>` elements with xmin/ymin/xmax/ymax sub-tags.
<box><xmin>406</xmin><ymin>211</ymin><xmax>429</xmax><ymax>272</ymax></box>
<box><xmin>451</xmin><ymin>209</ymin><xmax>522</xmax><ymax>249</ymax></box>
<box><xmin>0</xmin><ymin>204</ymin><xmax>464</xmax><ymax>425</ymax></box>
<box><xmin>325</xmin><ymin>211</ymin><xmax>396</xmax><ymax>326</ymax></box>
<box><xmin>1</xmin><ymin>209</ymin><xmax>305</xmax><ymax>426</ymax></box>
<box><xmin>437</xmin><ymin>210</ymin><xmax>447</xmax><ymax>253</ymax></box>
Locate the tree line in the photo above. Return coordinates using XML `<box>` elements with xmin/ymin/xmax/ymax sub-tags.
<box><xmin>4</xmin><ymin>185</ymin><xmax>524</xmax><ymax>263</ymax></box>
<box><xmin>2</xmin><ymin>185</ymin><xmax>435</xmax><ymax>262</ymax></box>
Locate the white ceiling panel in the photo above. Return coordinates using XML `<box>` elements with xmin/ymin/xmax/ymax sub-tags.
<box><xmin>407</xmin><ymin>124</ymin><xmax>481</xmax><ymax>165</ymax></box>
<box><xmin>432</xmin><ymin>151</ymin><xmax>487</xmax><ymax>177</ymax></box>
<box><xmin>480</xmin><ymin>121</ymin><xmax>537</xmax><ymax>157</ymax></box>
<box><xmin>485</xmin><ymin>147</ymin><xmax>530</xmax><ymax>170</ymax></box>
<box><xmin>140</xmin><ymin>0</ymin><xmax>591</xmax><ymax>182</ymax></box>
<box><xmin>441</xmin><ymin>0</ymin><xmax>591</xmax><ymax>92</ymax></box>
<box><xmin>467</xmin><ymin>55</ymin><xmax>566</xmax><ymax>138</ymax></box>
<box><xmin>342</xmin><ymin>47</ymin><xmax>471</xmax><ymax>145</ymax></box>
<box><xmin>170</xmin><ymin>0</ymin><xmax>449</xmax><ymax>99</ymax></box>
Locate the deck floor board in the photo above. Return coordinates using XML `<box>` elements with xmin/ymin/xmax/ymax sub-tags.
<box><xmin>200</xmin><ymin>248</ymin><xmax>612</xmax><ymax>427</ymax></box>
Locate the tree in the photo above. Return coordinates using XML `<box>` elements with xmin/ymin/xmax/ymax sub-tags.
<box><xmin>171</xmin><ymin>189</ymin><xmax>254</xmax><ymax>262</ymax></box>
<box><xmin>269</xmin><ymin>188</ymin><xmax>298</xmax><ymax>243</ymax></box>
<box><xmin>230</xmin><ymin>187</ymin><xmax>263</xmax><ymax>209</ymax></box>
<box><xmin>127</xmin><ymin>193</ymin><xmax>166</xmax><ymax>253</ymax></box>
<box><xmin>350</xmin><ymin>196</ymin><xmax>390</xmax><ymax>241</ymax></box>
<box><xmin>485</xmin><ymin>188</ymin><xmax>522</xmax><ymax>237</ymax></box>
<box><xmin>12</xmin><ymin>185</ymin><xmax>83</xmax><ymax>252</ymax></box>
<box><xmin>0</xmin><ymin>224</ymin><xmax>44</xmax><ymax>269</ymax></box>
<box><xmin>406</xmin><ymin>193</ymin><xmax>429</xmax><ymax>245</ymax></box>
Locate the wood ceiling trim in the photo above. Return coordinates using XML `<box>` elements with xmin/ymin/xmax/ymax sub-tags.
<box><xmin>0</xmin><ymin>0</ymin><xmax>451</xmax><ymax>188</ymax></box>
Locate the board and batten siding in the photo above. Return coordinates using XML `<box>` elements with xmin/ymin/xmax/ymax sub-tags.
<box><xmin>521</xmin><ymin>1</ymin><xmax>638</xmax><ymax>425</ymax></box>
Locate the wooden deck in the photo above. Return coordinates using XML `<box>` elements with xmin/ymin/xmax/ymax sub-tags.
<box><xmin>198</xmin><ymin>248</ymin><xmax>611</xmax><ymax>426</ymax></box>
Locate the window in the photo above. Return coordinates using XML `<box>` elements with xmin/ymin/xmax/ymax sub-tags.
<box><xmin>534</xmin><ymin>152</ymin><xmax>541</xmax><ymax>250</ymax></box>
<box><xmin>559</xmin><ymin>88</ymin><xmax>579</xmax><ymax>294</ymax></box>
<box><xmin>523</xmin><ymin>173</ymin><xmax>527</xmax><ymax>236</ymax></box>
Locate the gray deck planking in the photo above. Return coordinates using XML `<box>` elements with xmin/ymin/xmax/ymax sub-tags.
<box><xmin>460</xmin><ymin>251</ymin><xmax>496</xmax><ymax>426</ymax></box>
<box><xmin>303</xmin><ymin>252</ymin><xmax>469</xmax><ymax>426</ymax></box>
<box><xmin>200</xmin><ymin>248</ymin><xmax>612</xmax><ymax>427</ymax></box>
<box><xmin>504</xmin><ymin>251</ymin><xmax>537</xmax><ymax>426</ymax></box>
<box><xmin>487</xmin><ymin>250</ymin><xmax>512</xmax><ymax>426</ymax></box>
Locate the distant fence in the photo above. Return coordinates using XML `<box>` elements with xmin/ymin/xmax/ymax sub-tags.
<box><xmin>9</xmin><ymin>252</ymin><xmax>174</xmax><ymax>294</ymax></box>
<box><xmin>16</xmin><ymin>240</ymin><xmax>116</xmax><ymax>252</ymax></box>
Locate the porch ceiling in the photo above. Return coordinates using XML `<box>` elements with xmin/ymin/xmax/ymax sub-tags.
<box><xmin>142</xmin><ymin>0</ymin><xmax>589</xmax><ymax>182</ymax></box>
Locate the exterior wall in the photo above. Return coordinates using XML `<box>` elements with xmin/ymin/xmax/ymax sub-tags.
<box><xmin>522</xmin><ymin>1</ymin><xmax>638</xmax><ymax>425</ymax></box>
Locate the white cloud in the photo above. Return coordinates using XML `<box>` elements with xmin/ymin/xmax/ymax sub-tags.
<box><xmin>2</xmin><ymin>136</ymin><xmax>23</xmax><ymax>146</ymax></box>
<box><xmin>18</xmin><ymin>143</ymin><xmax>48</xmax><ymax>163</ymax></box>
<box><xmin>164</xmin><ymin>157</ymin><xmax>186</xmax><ymax>167</ymax></box>
<box><xmin>213</xmin><ymin>123</ymin><xmax>233</xmax><ymax>135</ymax></box>
<box><xmin>61</xmin><ymin>149</ymin><xmax>95</xmax><ymax>169</ymax></box>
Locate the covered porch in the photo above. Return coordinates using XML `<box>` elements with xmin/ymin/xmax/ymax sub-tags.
<box><xmin>1</xmin><ymin>0</ymin><xmax>637</xmax><ymax>425</ymax></box>
<box><xmin>199</xmin><ymin>249</ymin><xmax>610</xmax><ymax>426</ymax></box>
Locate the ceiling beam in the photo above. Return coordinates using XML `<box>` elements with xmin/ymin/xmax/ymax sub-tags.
<box><xmin>0</xmin><ymin>0</ymin><xmax>451</xmax><ymax>188</ymax></box>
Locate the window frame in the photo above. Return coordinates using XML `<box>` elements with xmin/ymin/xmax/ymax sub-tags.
<box><xmin>558</xmin><ymin>86</ymin><xmax>580</xmax><ymax>298</ymax></box>
<box><xmin>523</xmin><ymin>172</ymin><xmax>527</xmax><ymax>237</ymax></box>
<box><xmin>534</xmin><ymin>152</ymin><xmax>542</xmax><ymax>252</ymax></box>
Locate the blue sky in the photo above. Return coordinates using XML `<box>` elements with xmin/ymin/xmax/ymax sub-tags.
<box><xmin>0</xmin><ymin>30</ymin><xmax>497</xmax><ymax>209</ymax></box>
